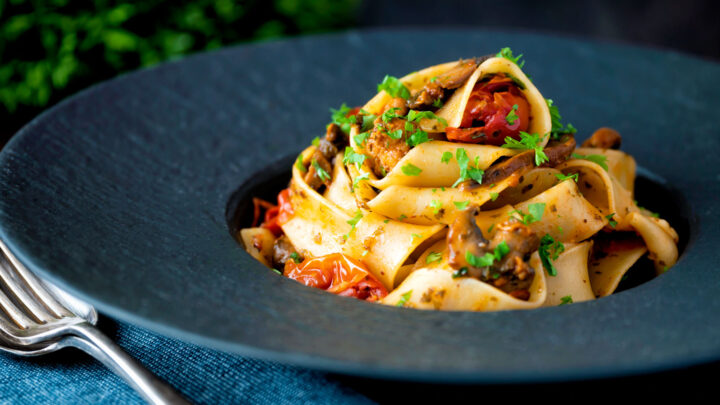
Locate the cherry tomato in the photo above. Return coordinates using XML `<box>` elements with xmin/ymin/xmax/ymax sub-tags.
<box><xmin>284</xmin><ymin>253</ymin><xmax>388</xmax><ymax>301</ymax></box>
<box><xmin>446</xmin><ymin>75</ymin><xmax>530</xmax><ymax>145</ymax></box>
<box><xmin>259</xmin><ymin>188</ymin><xmax>293</xmax><ymax>237</ymax></box>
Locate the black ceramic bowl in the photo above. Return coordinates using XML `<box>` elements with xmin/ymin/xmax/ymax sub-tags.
<box><xmin>0</xmin><ymin>29</ymin><xmax>717</xmax><ymax>383</ymax></box>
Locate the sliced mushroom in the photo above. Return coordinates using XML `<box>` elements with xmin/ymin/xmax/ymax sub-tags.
<box><xmin>581</xmin><ymin>127</ymin><xmax>621</xmax><ymax>149</ymax></box>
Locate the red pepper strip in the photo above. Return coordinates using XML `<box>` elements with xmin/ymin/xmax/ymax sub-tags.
<box><xmin>284</xmin><ymin>253</ymin><xmax>388</xmax><ymax>301</ymax></box>
<box><xmin>255</xmin><ymin>188</ymin><xmax>293</xmax><ymax>237</ymax></box>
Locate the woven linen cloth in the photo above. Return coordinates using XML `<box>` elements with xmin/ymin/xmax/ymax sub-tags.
<box><xmin>0</xmin><ymin>318</ymin><xmax>373</xmax><ymax>404</ymax></box>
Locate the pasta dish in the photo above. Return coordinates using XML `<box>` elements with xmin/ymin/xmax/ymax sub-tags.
<box><xmin>239</xmin><ymin>49</ymin><xmax>679</xmax><ymax>310</ymax></box>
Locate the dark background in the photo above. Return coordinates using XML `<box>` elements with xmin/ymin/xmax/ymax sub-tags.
<box><xmin>1</xmin><ymin>0</ymin><xmax>719</xmax><ymax>145</ymax></box>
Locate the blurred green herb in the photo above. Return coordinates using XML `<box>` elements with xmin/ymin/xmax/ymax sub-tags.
<box><xmin>0</xmin><ymin>0</ymin><xmax>359</xmax><ymax>140</ymax></box>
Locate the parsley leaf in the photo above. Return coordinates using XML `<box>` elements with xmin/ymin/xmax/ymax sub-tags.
<box><xmin>354</xmin><ymin>131</ymin><xmax>370</xmax><ymax>146</ymax></box>
<box><xmin>494</xmin><ymin>241</ymin><xmax>510</xmax><ymax>261</ymax></box>
<box><xmin>378</xmin><ymin>75</ymin><xmax>411</xmax><ymax>99</ymax></box>
<box><xmin>387</xmin><ymin>129</ymin><xmax>403</xmax><ymax>140</ymax></box>
<box><xmin>430</xmin><ymin>199</ymin><xmax>442</xmax><ymax>214</ymax></box>
<box><xmin>539</xmin><ymin>234</ymin><xmax>565</xmax><ymax>276</ymax></box>
<box><xmin>352</xmin><ymin>171</ymin><xmax>370</xmax><ymax>191</ymax></box>
<box><xmin>312</xmin><ymin>136</ymin><xmax>320</xmax><ymax>146</ymax></box>
<box><xmin>466</xmin><ymin>251</ymin><xmax>495</xmax><ymax>268</ymax></box>
<box><xmin>407</xmin><ymin>128</ymin><xmax>429</xmax><ymax>147</ymax></box>
<box><xmin>502</xmin><ymin>132</ymin><xmax>548</xmax><ymax>166</ymax></box>
<box><xmin>312</xmin><ymin>159</ymin><xmax>331</xmax><ymax>182</ymax></box>
<box><xmin>453</xmin><ymin>200</ymin><xmax>470</xmax><ymax>210</ymax></box>
<box><xmin>490</xmin><ymin>192</ymin><xmax>499</xmax><ymax>201</ymax></box>
<box><xmin>511</xmin><ymin>203</ymin><xmax>545</xmax><ymax>224</ymax></box>
<box><xmin>452</xmin><ymin>148</ymin><xmax>484</xmax><ymax>187</ymax></box>
<box><xmin>432</xmin><ymin>99</ymin><xmax>443</xmax><ymax>108</ymax></box>
<box><xmin>546</xmin><ymin>99</ymin><xmax>577</xmax><ymax>139</ymax></box>
<box><xmin>289</xmin><ymin>252</ymin><xmax>302</xmax><ymax>263</ymax></box>
<box><xmin>347</xmin><ymin>210</ymin><xmax>363</xmax><ymax>233</ymax></box>
<box><xmin>381</xmin><ymin>107</ymin><xmax>404</xmax><ymax>123</ymax></box>
<box><xmin>330</xmin><ymin>103</ymin><xmax>357</xmax><ymax>133</ymax></box>
<box><xmin>398</xmin><ymin>214</ymin><xmax>407</xmax><ymax>221</ymax></box>
<box><xmin>396</xmin><ymin>290</ymin><xmax>413</xmax><ymax>306</ymax></box>
<box><xmin>401</xmin><ymin>163</ymin><xmax>422</xmax><ymax>176</ymax></box>
<box><xmin>571</xmin><ymin>153</ymin><xmax>608</xmax><ymax>171</ymax></box>
<box><xmin>441</xmin><ymin>151</ymin><xmax>453</xmax><ymax>164</ymax></box>
<box><xmin>505</xmin><ymin>104</ymin><xmax>519</xmax><ymax>125</ymax></box>
<box><xmin>559</xmin><ymin>295</ymin><xmax>573</xmax><ymax>305</ymax></box>
<box><xmin>426</xmin><ymin>252</ymin><xmax>443</xmax><ymax>264</ymax></box>
<box><xmin>295</xmin><ymin>153</ymin><xmax>307</xmax><ymax>173</ymax></box>
<box><xmin>407</xmin><ymin>110</ymin><xmax>448</xmax><ymax>126</ymax></box>
<box><xmin>343</xmin><ymin>147</ymin><xmax>366</xmax><ymax>169</ymax></box>
<box><xmin>606</xmin><ymin>213</ymin><xmax>618</xmax><ymax>228</ymax></box>
<box><xmin>496</xmin><ymin>47</ymin><xmax>525</xmax><ymax>68</ymax></box>
<box><xmin>555</xmin><ymin>172</ymin><xmax>578</xmax><ymax>182</ymax></box>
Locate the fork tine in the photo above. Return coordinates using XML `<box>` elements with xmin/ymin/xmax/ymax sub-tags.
<box><xmin>0</xmin><ymin>240</ymin><xmax>71</xmax><ymax>320</ymax></box>
<box><xmin>0</xmin><ymin>278</ymin><xmax>34</xmax><ymax>329</ymax></box>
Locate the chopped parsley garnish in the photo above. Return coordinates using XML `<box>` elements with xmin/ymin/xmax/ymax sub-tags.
<box><xmin>452</xmin><ymin>148</ymin><xmax>484</xmax><ymax>187</ymax></box>
<box><xmin>511</xmin><ymin>202</ymin><xmax>545</xmax><ymax>225</ymax></box>
<box><xmin>330</xmin><ymin>103</ymin><xmax>357</xmax><ymax>133</ymax></box>
<box><xmin>430</xmin><ymin>199</ymin><xmax>442</xmax><ymax>214</ymax></box>
<box><xmin>343</xmin><ymin>147</ymin><xmax>366</xmax><ymax>169</ymax></box>
<box><xmin>407</xmin><ymin>128</ymin><xmax>429</xmax><ymax>147</ymax></box>
<box><xmin>407</xmin><ymin>110</ymin><xmax>448</xmax><ymax>126</ymax></box>
<box><xmin>432</xmin><ymin>99</ymin><xmax>444</xmax><ymax>108</ymax></box>
<box><xmin>489</xmin><ymin>192</ymin><xmax>499</xmax><ymax>201</ymax></box>
<box><xmin>401</xmin><ymin>163</ymin><xmax>422</xmax><ymax>176</ymax></box>
<box><xmin>452</xmin><ymin>268</ymin><xmax>468</xmax><ymax>278</ymax></box>
<box><xmin>453</xmin><ymin>200</ymin><xmax>470</xmax><ymax>210</ymax></box>
<box><xmin>555</xmin><ymin>172</ymin><xmax>579</xmax><ymax>182</ymax></box>
<box><xmin>487</xmin><ymin>224</ymin><xmax>495</xmax><ymax>233</ymax></box>
<box><xmin>358</xmin><ymin>109</ymin><xmax>377</xmax><ymax>131</ymax></box>
<box><xmin>429</xmin><ymin>76</ymin><xmax>438</xmax><ymax>83</ymax></box>
<box><xmin>347</xmin><ymin>210</ymin><xmax>363</xmax><ymax>228</ymax></box>
<box><xmin>559</xmin><ymin>295</ymin><xmax>573</xmax><ymax>305</ymax></box>
<box><xmin>295</xmin><ymin>154</ymin><xmax>307</xmax><ymax>173</ymax></box>
<box><xmin>465</xmin><ymin>241</ymin><xmax>510</xmax><ymax>269</ymax></box>
<box><xmin>272</xmin><ymin>268</ymin><xmax>282</xmax><ymax>275</ymax></box>
<box><xmin>354</xmin><ymin>131</ymin><xmax>370</xmax><ymax>146</ymax></box>
<box><xmin>539</xmin><ymin>234</ymin><xmax>564</xmax><ymax>276</ymax></box>
<box><xmin>502</xmin><ymin>132</ymin><xmax>548</xmax><ymax>166</ymax></box>
<box><xmin>496</xmin><ymin>47</ymin><xmax>525</xmax><ymax>68</ymax></box>
<box><xmin>398</xmin><ymin>214</ymin><xmax>407</xmax><ymax>221</ymax></box>
<box><xmin>426</xmin><ymin>252</ymin><xmax>443</xmax><ymax>264</ymax></box>
<box><xmin>396</xmin><ymin>290</ymin><xmax>413</xmax><ymax>306</ymax></box>
<box><xmin>411</xmin><ymin>233</ymin><xmax>422</xmax><ymax>239</ymax></box>
<box><xmin>378</xmin><ymin>75</ymin><xmax>411</xmax><ymax>99</ymax></box>
<box><xmin>381</xmin><ymin>107</ymin><xmax>403</xmax><ymax>123</ymax></box>
<box><xmin>571</xmin><ymin>152</ymin><xmax>608</xmax><ymax>171</ymax></box>
<box><xmin>546</xmin><ymin>99</ymin><xmax>577</xmax><ymax>139</ymax></box>
<box><xmin>289</xmin><ymin>252</ymin><xmax>302</xmax><ymax>264</ymax></box>
<box><xmin>312</xmin><ymin>159</ymin><xmax>331</xmax><ymax>182</ymax></box>
<box><xmin>312</xmin><ymin>136</ymin><xmax>320</xmax><ymax>146</ymax></box>
<box><xmin>505</xmin><ymin>104</ymin><xmax>519</xmax><ymax>125</ymax></box>
<box><xmin>352</xmin><ymin>171</ymin><xmax>370</xmax><ymax>190</ymax></box>
<box><xmin>606</xmin><ymin>213</ymin><xmax>618</xmax><ymax>228</ymax></box>
<box><xmin>383</xmin><ymin>219</ymin><xmax>390</xmax><ymax>224</ymax></box>
<box><xmin>387</xmin><ymin>129</ymin><xmax>403</xmax><ymax>140</ymax></box>
<box><xmin>441</xmin><ymin>151</ymin><xmax>453</xmax><ymax>164</ymax></box>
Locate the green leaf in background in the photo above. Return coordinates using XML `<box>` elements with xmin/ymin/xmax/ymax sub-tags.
<box><xmin>0</xmin><ymin>0</ymin><xmax>360</xmax><ymax>141</ymax></box>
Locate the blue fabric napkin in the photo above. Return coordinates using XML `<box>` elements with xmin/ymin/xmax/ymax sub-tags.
<box><xmin>0</xmin><ymin>318</ymin><xmax>374</xmax><ymax>404</ymax></box>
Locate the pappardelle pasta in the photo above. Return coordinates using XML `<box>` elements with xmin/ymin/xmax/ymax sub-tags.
<box><xmin>239</xmin><ymin>48</ymin><xmax>679</xmax><ymax>311</ymax></box>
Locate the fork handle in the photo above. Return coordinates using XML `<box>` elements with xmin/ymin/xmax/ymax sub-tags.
<box><xmin>67</xmin><ymin>322</ymin><xmax>191</xmax><ymax>404</ymax></box>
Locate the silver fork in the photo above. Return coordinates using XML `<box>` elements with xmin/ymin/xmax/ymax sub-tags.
<box><xmin>0</xmin><ymin>239</ymin><xmax>190</xmax><ymax>404</ymax></box>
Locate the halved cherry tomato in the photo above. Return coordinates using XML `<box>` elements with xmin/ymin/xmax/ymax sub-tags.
<box><xmin>446</xmin><ymin>75</ymin><xmax>530</xmax><ymax>145</ymax></box>
<box><xmin>253</xmin><ymin>188</ymin><xmax>294</xmax><ymax>237</ymax></box>
<box><xmin>284</xmin><ymin>253</ymin><xmax>388</xmax><ymax>301</ymax></box>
